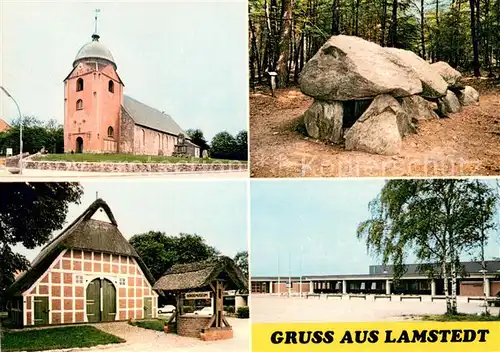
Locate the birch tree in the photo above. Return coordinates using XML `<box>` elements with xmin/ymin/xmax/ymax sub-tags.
<box><xmin>357</xmin><ymin>179</ymin><xmax>498</xmax><ymax>315</ymax></box>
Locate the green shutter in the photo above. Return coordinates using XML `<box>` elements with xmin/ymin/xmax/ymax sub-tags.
<box><xmin>144</xmin><ymin>297</ymin><xmax>152</xmax><ymax>319</ymax></box>
<box><xmin>34</xmin><ymin>296</ymin><xmax>49</xmax><ymax>325</ymax></box>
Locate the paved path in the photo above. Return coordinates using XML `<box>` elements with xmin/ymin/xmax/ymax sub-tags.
<box><xmin>0</xmin><ymin>168</ymin><xmax>248</xmax><ymax>179</ymax></box>
<box><xmin>91</xmin><ymin>318</ymin><xmax>249</xmax><ymax>352</ymax></box>
<box><xmin>252</xmin><ymin>295</ymin><xmax>500</xmax><ymax>323</ymax></box>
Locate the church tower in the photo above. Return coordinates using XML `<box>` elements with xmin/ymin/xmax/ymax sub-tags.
<box><xmin>64</xmin><ymin>11</ymin><xmax>124</xmax><ymax>153</ymax></box>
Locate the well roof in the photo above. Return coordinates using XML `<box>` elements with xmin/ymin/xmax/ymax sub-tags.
<box><xmin>153</xmin><ymin>256</ymin><xmax>248</xmax><ymax>293</ymax></box>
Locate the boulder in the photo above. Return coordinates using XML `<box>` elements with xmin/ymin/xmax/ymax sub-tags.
<box><xmin>457</xmin><ymin>86</ymin><xmax>480</xmax><ymax>106</ymax></box>
<box><xmin>345</xmin><ymin>95</ymin><xmax>414</xmax><ymax>155</ymax></box>
<box><xmin>431</xmin><ymin>61</ymin><xmax>462</xmax><ymax>86</ymax></box>
<box><xmin>438</xmin><ymin>90</ymin><xmax>461</xmax><ymax>116</ymax></box>
<box><xmin>303</xmin><ymin>100</ymin><xmax>344</xmax><ymax>143</ymax></box>
<box><xmin>386</xmin><ymin>48</ymin><xmax>448</xmax><ymax>98</ymax></box>
<box><xmin>299</xmin><ymin>35</ymin><xmax>423</xmax><ymax>101</ymax></box>
<box><xmin>401</xmin><ymin>95</ymin><xmax>439</xmax><ymax>121</ymax></box>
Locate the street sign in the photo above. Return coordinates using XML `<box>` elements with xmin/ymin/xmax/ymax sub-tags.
<box><xmin>184</xmin><ymin>292</ymin><xmax>211</xmax><ymax>299</ymax></box>
<box><xmin>6</xmin><ymin>148</ymin><xmax>13</xmax><ymax>156</ymax></box>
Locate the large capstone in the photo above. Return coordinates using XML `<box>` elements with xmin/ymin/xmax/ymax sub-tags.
<box><xmin>431</xmin><ymin>61</ymin><xmax>462</xmax><ymax>86</ymax></box>
<box><xmin>303</xmin><ymin>100</ymin><xmax>344</xmax><ymax>143</ymax></box>
<box><xmin>386</xmin><ymin>48</ymin><xmax>448</xmax><ymax>98</ymax></box>
<box><xmin>345</xmin><ymin>95</ymin><xmax>415</xmax><ymax>155</ymax></box>
<box><xmin>457</xmin><ymin>86</ymin><xmax>480</xmax><ymax>106</ymax></box>
<box><xmin>299</xmin><ymin>35</ymin><xmax>423</xmax><ymax>101</ymax></box>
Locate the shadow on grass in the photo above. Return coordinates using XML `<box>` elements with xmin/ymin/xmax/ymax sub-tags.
<box><xmin>1</xmin><ymin>325</ymin><xmax>124</xmax><ymax>352</ymax></box>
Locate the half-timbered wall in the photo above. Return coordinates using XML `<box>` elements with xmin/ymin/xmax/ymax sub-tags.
<box><xmin>22</xmin><ymin>248</ymin><xmax>157</xmax><ymax>326</ymax></box>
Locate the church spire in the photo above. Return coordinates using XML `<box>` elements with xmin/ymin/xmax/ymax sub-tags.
<box><xmin>92</xmin><ymin>8</ymin><xmax>101</xmax><ymax>41</ymax></box>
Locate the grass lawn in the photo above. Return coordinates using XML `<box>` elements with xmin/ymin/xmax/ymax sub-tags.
<box><xmin>32</xmin><ymin>153</ymin><xmax>245</xmax><ymax>164</ymax></box>
<box><xmin>1</xmin><ymin>325</ymin><xmax>125</xmax><ymax>351</ymax></box>
<box><xmin>421</xmin><ymin>313</ymin><xmax>500</xmax><ymax>322</ymax></box>
<box><xmin>128</xmin><ymin>319</ymin><xmax>168</xmax><ymax>332</ymax></box>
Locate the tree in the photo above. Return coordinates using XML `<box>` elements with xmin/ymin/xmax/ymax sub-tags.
<box><xmin>210</xmin><ymin>131</ymin><xmax>238</xmax><ymax>160</ymax></box>
<box><xmin>235</xmin><ymin>130</ymin><xmax>249</xmax><ymax>161</ymax></box>
<box><xmin>277</xmin><ymin>0</ymin><xmax>293</xmax><ymax>88</ymax></box>
<box><xmin>129</xmin><ymin>231</ymin><xmax>220</xmax><ymax>280</ymax></box>
<box><xmin>234</xmin><ymin>251</ymin><xmax>249</xmax><ymax>278</ymax></box>
<box><xmin>0</xmin><ymin>183</ymin><xmax>83</xmax><ymax>296</ymax></box>
<box><xmin>0</xmin><ymin>116</ymin><xmax>64</xmax><ymax>155</ymax></box>
<box><xmin>357</xmin><ymin>179</ymin><xmax>498</xmax><ymax>315</ymax></box>
<box><xmin>185</xmin><ymin>128</ymin><xmax>210</xmax><ymax>154</ymax></box>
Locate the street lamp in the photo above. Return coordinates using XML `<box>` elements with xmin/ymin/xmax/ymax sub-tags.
<box><xmin>0</xmin><ymin>86</ymin><xmax>23</xmax><ymax>174</ymax></box>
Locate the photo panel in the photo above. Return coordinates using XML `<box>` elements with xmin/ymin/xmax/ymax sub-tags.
<box><xmin>1</xmin><ymin>179</ymin><xmax>249</xmax><ymax>350</ymax></box>
<box><xmin>250</xmin><ymin>178</ymin><xmax>500</xmax><ymax>351</ymax></box>
<box><xmin>248</xmin><ymin>1</ymin><xmax>500</xmax><ymax>178</ymax></box>
<box><xmin>0</xmin><ymin>0</ymin><xmax>248</xmax><ymax>179</ymax></box>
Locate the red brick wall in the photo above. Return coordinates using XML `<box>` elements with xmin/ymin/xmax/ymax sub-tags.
<box><xmin>291</xmin><ymin>282</ymin><xmax>310</xmax><ymax>293</ymax></box>
<box><xmin>491</xmin><ymin>281</ymin><xmax>500</xmax><ymax>296</ymax></box>
<box><xmin>272</xmin><ymin>283</ymin><xmax>288</xmax><ymax>294</ymax></box>
<box><xmin>178</xmin><ymin>316</ymin><xmax>212</xmax><ymax>338</ymax></box>
<box><xmin>460</xmin><ymin>281</ymin><xmax>484</xmax><ymax>296</ymax></box>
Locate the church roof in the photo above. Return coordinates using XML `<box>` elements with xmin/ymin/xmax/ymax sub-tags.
<box><xmin>73</xmin><ymin>34</ymin><xmax>117</xmax><ymax>70</ymax></box>
<box><xmin>122</xmin><ymin>95</ymin><xmax>189</xmax><ymax>138</ymax></box>
<box><xmin>6</xmin><ymin>199</ymin><xmax>155</xmax><ymax>296</ymax></box>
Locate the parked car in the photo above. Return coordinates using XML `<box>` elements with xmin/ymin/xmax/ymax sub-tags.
<box><xmin>194</xmin><ymin>307</ymin><xmax>213</xmax><ymax>316</ymax></box>
<box><xmin>158</xmin><ymin>305</ymin><xmax>176</xmax><ymax>314</ymax></box>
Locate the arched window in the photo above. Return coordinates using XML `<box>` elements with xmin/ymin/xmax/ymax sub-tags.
<box><xmin>76</xmin><ymin>78</ymin><xmax>84</xmax><ymax>92</ymax></box>
<box><xmin>108</xmin><ymin>80</ymin><xmax>114</xmax><ymax>93</ymax></box>
<box><xmin>76</xmin><ymin>99</ymin><xmax>83</xmax><ymax>110</ymax></box>
<box><xmin>107</xmin><ymin>126</ymin><xmax>114</xmax><ymax>138</ymax></box>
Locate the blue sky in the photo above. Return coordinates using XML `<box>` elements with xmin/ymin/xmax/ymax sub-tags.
<box><xmin>0</xmin><ymin>0</ymin><xmax>248</xmax><ymax>140</ymax></box>
<box><xmin>250</xmin><ymin>179</ymin><xmax>500</xmax><ymax>277</ymax></box>
<box><xmin>14</xmin><ymin>180</ymin><xmax>248</xmax><ymax>262</ymax></box>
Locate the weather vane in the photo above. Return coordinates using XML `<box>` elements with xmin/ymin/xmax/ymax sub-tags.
<box><xmin>94</xmin><ymin>9</ymin><xmax>101</xmax><ymax>35</ymax></box>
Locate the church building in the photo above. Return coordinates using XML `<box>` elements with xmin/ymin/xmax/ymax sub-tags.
<box><xmin>64</xmin><ymin>21</ymin><xmax>199</xmax><ymax>156</ymax></box>
<box><xmin>6</xmin><ymin>199</ymin><xmax>158</xmax><ymax>327</ymax></box>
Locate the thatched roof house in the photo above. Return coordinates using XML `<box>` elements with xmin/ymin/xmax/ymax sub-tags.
<box><xmin>7</xmin><ymin>198</ymin><xmax>155</xmax><ymax>297</ymax></box>
<box><xmin>153</xmin><ymin>256</ymin><xmax>248</xmax><ymax>293</ymax></box>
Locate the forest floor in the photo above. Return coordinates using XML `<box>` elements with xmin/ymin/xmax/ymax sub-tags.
<box><xmin>250</xmin><ymin>77</ymin><xmax>500</xmax><ymax>178</ymax></box>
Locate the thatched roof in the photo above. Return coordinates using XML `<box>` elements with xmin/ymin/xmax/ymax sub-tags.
<box><xmin>6</xmin><ymin>199</ymin><xmax>155</xmax><ymax>296</ymax></box>
<box><xmin>153</xmin><ymin>256</ymin><xmax>248</xmax><ymax>293</ymax></box>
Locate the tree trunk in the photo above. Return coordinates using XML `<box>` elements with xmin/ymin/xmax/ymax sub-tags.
<box><xmin>450</xmin><ymin>255</ymin><xmax>458</xmax><ymax>314</ymax></box>
<box><xmin>276</xmin><ymin>0</ymin><xmax>293</xmax><ymax>88</ymax></box>
<box><xmin>381</xmin><ymin>0</ymin><xmax>387</xmax><ymax>46</ymax></box>
<box><xmin>331</xmin><ymin>0</ymin><xmax>340</xmax><ymax>35</ymax></box>
<box><xmin>442</xmin><ymin>258</ymin><xmax>451</xmax><ymax>313</ymax></box>
<box><xmin>389</xmin><ymin>0</ymin><xmax>398</xmax><ymax>47</ymax></box>
<box><xmin>420</xmin><ymin>0</ymin><xmax>426</xmax><ymax>59</ymax></box>
<box><xmin>355</xmin><ymin>0</ymin><xmax>361</xmax><ymax>36</ymax></box>
<box><xmin>435</xmin><ymin>0</ymin><xmax>440</xmax><ymax>61</ymax></box>
<box><xmin>293</xmin><ymin>33</ymin><xmax>303</xmax><ymax>83</ymax></box>
<box><xmin>470</xmin><ymin>0</ymin><xmax>481</xmax><ymax>76</ymax></box>
<box><xmin>249</xmin><ymin>16</ymin><xmax>261</xmax><ymax>88</ymax></box>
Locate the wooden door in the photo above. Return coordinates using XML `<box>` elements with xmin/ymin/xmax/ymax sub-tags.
<box><xmin>144</xmin><ymin>297</ymin><xmax>153</xmax><ymax>319</ymax></box>
<box><xmin>34</xmin><ymin>296</ymin><xmax>49</xmax><ymax>325</ymax></box>
<box><xmin>86</xmin><ymin>279</ymin><xmax>101</xmax><ymax>322</ymax></box>
<box><xmin>102</xmin><ymin>279</ymin><xmax>116</xmax><ymax>322</ymax></box>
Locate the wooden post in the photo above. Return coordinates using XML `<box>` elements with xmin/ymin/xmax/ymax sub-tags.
<box><xmin>269</xmin><ymin>72</ymin><xmax>277</xmax><ymax>97</ymax></box>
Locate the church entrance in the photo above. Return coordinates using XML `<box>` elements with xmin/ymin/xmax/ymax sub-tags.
<box><xmin>76</xmin><ymin>137</ymin><xmax>84</xmax><ymax>153</ymax></box>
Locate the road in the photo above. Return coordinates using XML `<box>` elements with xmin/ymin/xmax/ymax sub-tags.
<box><xmin>0</xmin><ymin>167</ymin><xmax>248</xmax><ymax>179</ymax></box>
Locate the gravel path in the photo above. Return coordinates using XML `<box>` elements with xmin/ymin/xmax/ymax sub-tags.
<box><xmin>251</xmin><ymin>295</ymin><xmax>500</xmax><ymax>323</ymax></box>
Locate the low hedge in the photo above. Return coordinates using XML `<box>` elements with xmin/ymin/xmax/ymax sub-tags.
<box><xmin>236</xmin><ymin>306</ymin><xmax>249</xmax><ymax>319</ymax></box>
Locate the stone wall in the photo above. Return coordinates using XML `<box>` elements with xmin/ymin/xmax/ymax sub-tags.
<box><xmin>23</xmin><ymin>160</ymin><xmax>247</xmax><ymax>173</ymax></box>
<box><xmin>177</xmin><ymin>316</ymin><xmax>211</xmax><ymax>338</ymax></box>
<box><xmin>119</xmin><ymin>108</ymin><xmax>135</xmax><ymax>153</ymax></box>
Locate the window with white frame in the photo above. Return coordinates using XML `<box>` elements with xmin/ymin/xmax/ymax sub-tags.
<box><xmin>75</xmin><ymin>275</ymin><xmax>84</xmax><ymax>284</ymax></box>
<box><xmin>119</xmin><ymin>278</ymin><xmax>126</xmax><ymax>286</ymax></box>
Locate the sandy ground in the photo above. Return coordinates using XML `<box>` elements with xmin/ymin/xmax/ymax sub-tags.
<box><xmin>88</xmin><ymin>318</ymin><xmax>249</xmax><ymax>352</ymax></box>
<box><xmin>0</xmin><ymin>167</ymin><xmax>248</xmax><ymax>179</ymax></box>
<box><xmin>251</xmin><ymin>295</ymin><xmax>499</xmax><ymax>323</ymax></box>
<box><xmin>250</xmin><ymin>82</ymin><xmax>500</xmax><ymax>178</ymax></box>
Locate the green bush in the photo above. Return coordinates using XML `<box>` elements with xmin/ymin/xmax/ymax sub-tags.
<box><xmin>129</xmin><ymin>319</ymin><xmax>166</xmax><ymax>331</ymax></box>
<box><xmin>236</xmin><ymin>306</ymin><xmax>249</xmax><ymax>319</ymax></box>
<box><xmin>224</xmin><ymin>306</ymin><xmax>235</xmax><ymax>313</ymax></box>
